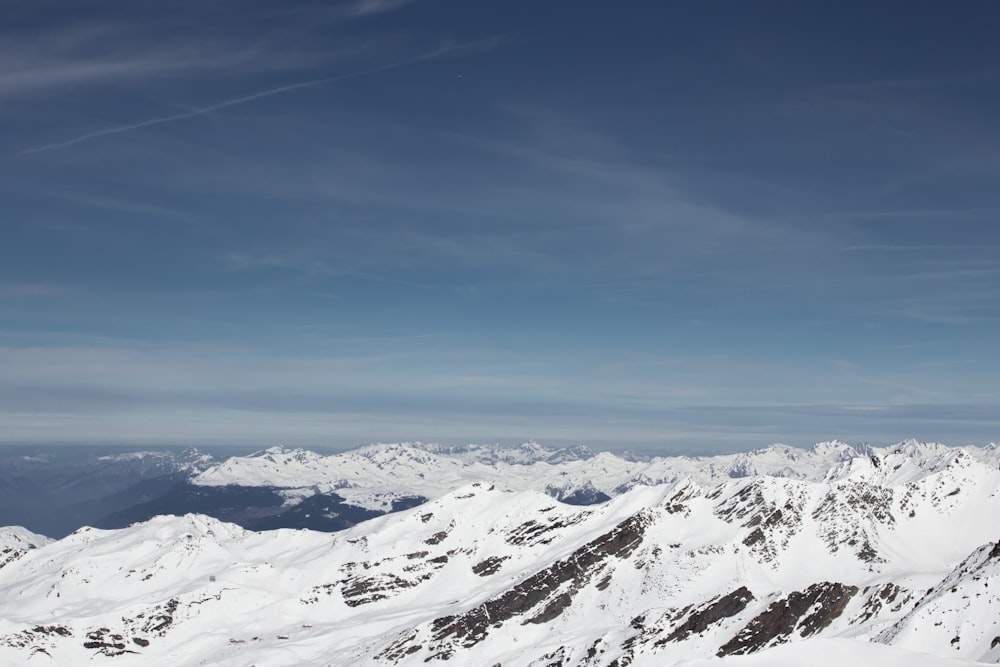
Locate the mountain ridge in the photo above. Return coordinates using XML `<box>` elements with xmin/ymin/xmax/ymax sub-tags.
<box><xmin>1</xmin><ymin>440</ymin><xmax>997</xmax><ymax>665</ymax></box>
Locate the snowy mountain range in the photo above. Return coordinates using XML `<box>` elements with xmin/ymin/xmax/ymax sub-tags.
<box><xmin>1</xmin><ymin>439</ymin><xmax>998</xmax><ymax>665</ymax></box>
<box><xmin>7</xmin><ymin>439</ymin><xmax>998</xmax><ymax>538</ymax></box>
<box><xmin>189</xmin><ymin>438</ymin><xmax>1000</xmax><ymax>511</ymax></box>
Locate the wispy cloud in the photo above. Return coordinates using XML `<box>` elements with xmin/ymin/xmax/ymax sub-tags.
<box><xmin>350</xmin><ymin>0</ymin><xmax>416</xmax><ymax>17</ymax></box>
<box><xmin>19</xmin><ymin>37</ymin><xmax>499</xmax><ymax>155</ymax></box>
<box><xmin>0</xmin><ymin>23</ymin><xmax>274</xmax><ymax>99</ymax></box>
<box><xmin>0</xmin><ymin>0</ymin><xmax>435</xmax><ymax>102</ymax></box>
<box><xmin>841</xmin><ymin>244</ymin><xmax>994</xmax><ymax>252</ymax></box>
<box><xmin>39</xmin><ymin>192</ymin><xmax>184</xmax><ymax>219</ymax></box>
<box><xmin>21</xmin><ymin>67</ymin><xmax>389</xmax><ymax>154</ymax></box>
<box><xmin>0</xmin><ymin>283</ymin><xmax>69</xmax><ymax>298</ymax></box>
<box><xmin>780</xmin><ymin>68</ymin><xmax>1000</xmax><ymax>121</ymax></box>
<box><xmin>816</xmin><ymin>69</ymin><xmax>1000</xmax><ymax>95</ymax></box>
<box><xmin>836</xmin><ymin>207</ymin><xmax>1000</xmax><ymax>221</ymax></box>
<box><xmin>3</xmin><ymin>342</ymin><xmax>997</xmax><ymax>450</ymax></box>
<box><xmin>681</xmin><ymin>402</ymin><xmax>1000</xmax><ymax>426</ymax></box>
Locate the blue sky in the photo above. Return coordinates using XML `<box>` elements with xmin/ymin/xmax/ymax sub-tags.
<box><xmin>2</xmin><ymin>0</ymin><xmax>999</xmax><ymax>453</ymax></box>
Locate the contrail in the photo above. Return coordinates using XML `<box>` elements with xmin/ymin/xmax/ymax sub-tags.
<box><xmin>19</xmin><ymin>44</ymin><xmax>465</xmax><ymax>155</ymax></box>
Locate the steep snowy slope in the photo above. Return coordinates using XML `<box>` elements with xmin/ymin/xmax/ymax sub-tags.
<box><xmin>1</xmin><ymin>451</ymin><xmax>997</xmax><ymax>666</ymax></box>
<box><xmin>878</xmin><ymin>540</ymin><xmax>1000</xmax><ymax>663</ymax></box>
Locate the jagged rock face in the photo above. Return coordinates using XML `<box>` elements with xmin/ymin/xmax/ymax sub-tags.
<box><xmin>662</xmin><ymin>587</ymin><xmax>756</xmax><ymax>643</ymax></box>
<box><xmin>713</xmin><ymin>479</ymin><xmax>807</xmax><ymax>564</ymax></box>
<box><xmin>404</xmin><ymin>513</ymin><xmax>648</xmax><ymax>661</ymax></box>
<box><xmin>717</xmin><ymin>582</ymin><xmax>858</xmax><ymax>656</ymax></box>
<box><xmin>810</xmin><ymin>483</ymin><xmax>894</xmax><ymax>564</ymax></box>
<box><xmin>0</xmin><ymin>445</ymin><xmax>998</xmax><ymax>666</ymax></box>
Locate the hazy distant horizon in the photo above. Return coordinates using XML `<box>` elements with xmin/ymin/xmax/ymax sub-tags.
<box><xmin>2</xmin><ymin>433</ymin><xmax>997</xmax><ymax>461</ymax></box>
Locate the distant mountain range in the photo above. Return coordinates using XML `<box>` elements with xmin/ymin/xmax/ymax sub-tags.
<box><xmin>3</xmin><ymin>440</ymin><xmax>999</xmax><ymax>538</ymax></box>
<box><xmin>0</xmin><ymin>439</ymin><xmax>998</xmax><ymax>665</ymax></box>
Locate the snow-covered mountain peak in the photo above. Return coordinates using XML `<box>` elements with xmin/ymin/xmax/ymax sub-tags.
<box><xmin>2</xmin><ymin>443</ymin><xmax>998</xmax><ymax>666</ymax></box>
<box><xmin>408</xmin><ymin>440</ymin><xmax>597</xmax><ymax>465</ymax></box>
<box><xmin>94</xmin><ymin>448</ymin><xmax>216</xmax><ymax>473</ymax></box>
<box><xmin>193</xmin><ymin>446</ymin><xmax>330</xmax><ymax>489</ymax></box>
<box><xmin>808</xmin><ymin>439</ymin><xmax>863</xmax><ymax>459</ymax></box>
<box><xmin>354</xmin><ymin>442</ymin><xmax>443</xmax><ymax>467</ymax></box>
<box><xmin>0</xmin><ymin>526</ymin><xmax>51</xmax><ymax>571</ymax></box>
<box><xmin>889</xmin><ymin>438</ymin><xmax>958</xmax><ymax>461</ymax></box>
<box><xmin>248</xmin><ymin>444</ymin><xmax>320</xmax><ymax>463</ymax></box>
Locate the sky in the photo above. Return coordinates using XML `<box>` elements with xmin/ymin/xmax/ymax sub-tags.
<box><xmin>2</xmin><ymin>0</ymin><xmax>999</xmax><ymax>454</ymax></box>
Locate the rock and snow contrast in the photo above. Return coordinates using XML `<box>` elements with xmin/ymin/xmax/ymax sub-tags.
<box><xmin>1</xmin><ymin>440</ymin><xmax>998</xmax><ymax>665</ymax></box>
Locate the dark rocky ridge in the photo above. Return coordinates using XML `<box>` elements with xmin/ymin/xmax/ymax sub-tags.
<box><xmin>663</xmin><ymin>587</ymin><xmax>756</xmax><ymax>643</ymax></box>
<box><xmin>381</xmin><ymin>512</ymin><xmax>650</xmax><ymax>662</ymax></box>
<box><xmin>717</xmin><ymin>582</ymin><xmax>859</xmax><ymax>656</ymax></box>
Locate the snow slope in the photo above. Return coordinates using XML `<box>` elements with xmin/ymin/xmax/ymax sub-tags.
<box><xmin>1</xmin><ymin>444</ymin><xmax>998</xmax><ymax>666</ymax></box>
